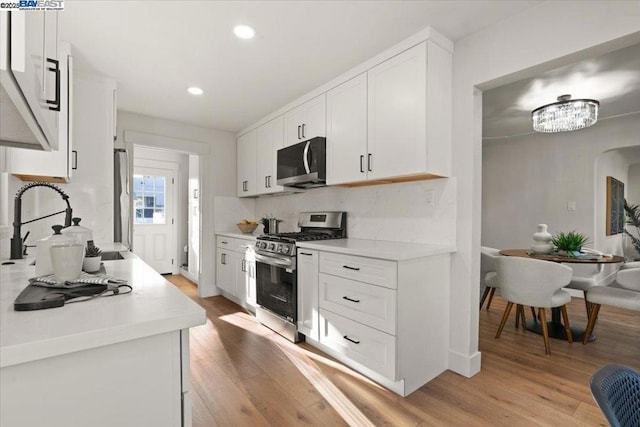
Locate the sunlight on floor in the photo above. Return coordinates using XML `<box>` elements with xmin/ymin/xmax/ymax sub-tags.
<box><xmin>218</xmin><ymin>311</ymin><xmax>377</xmax><ymax>426</ymax></box>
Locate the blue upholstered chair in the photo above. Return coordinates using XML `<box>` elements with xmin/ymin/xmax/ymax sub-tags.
<box><xmin>590</xmin><ymin>363</ymin><xmax>640</xmax><ymax>427</ymax></box>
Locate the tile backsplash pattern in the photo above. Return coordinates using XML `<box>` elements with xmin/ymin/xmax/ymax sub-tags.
<box><xmin>253</xmin><ymin>178</ymin><xmax>456</xmax><ymax>245</ymax></box>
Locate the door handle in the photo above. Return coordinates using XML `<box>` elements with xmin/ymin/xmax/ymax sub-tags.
<box><xmin>265</xmin><ymin>176</ymin><xmax>268</xmax><ymax>189</ymax></box>
<box><xmin>45</xmin><ymin>58</ymin><xmax>61</xmax><ymax>111</ymax></box>
<box><xmin>241</xmin><ymin>259</ymin><xmax>246</xmax><ymax>272</ymax></box>
<box><xmin>72</xmin><ymin>150</ymin><xmax>78</xmax><ymax>170</ymax></box>
<box><xmin>301</xmin><ymin>123</ymin><xmax>306</xmax><ymax>139</ymax></box>
<box><xmin>270</xmin><ymin>294</ymin><xmax>288</xmax><ymax>303</ymax></box>
<box><xmin>303</xmin><ymin>141</ymin><xmax>311</xmax><ymax>174</ymax></box>
<box><xmin>360</xmin><ymin>155</ymin><xmax>364</xmax><ymax>173</ymax></box>
<box><xmin>267</xmin><ymin>175</ymin><xmax>271</xmax><ymax>188</ymax></box>
<box><xmin>367</xmin><ymin>154</ymin><xmax>373</xmax><ymax>172</ymax></box>
<box><xmin>297</xmin><ymin>125</ymin><xmax>301</xmax><ymax>140</ymax></box>
<box><xmin>221</xmin><ymin>253</ymin><xmax>226</xmax><ymax>265</ymax></box>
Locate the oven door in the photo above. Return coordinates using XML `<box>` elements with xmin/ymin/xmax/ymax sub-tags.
<box><xmin>254</xmin><ymin>252</ymin><xmax>297</xmax><ymax>322</ymax></box>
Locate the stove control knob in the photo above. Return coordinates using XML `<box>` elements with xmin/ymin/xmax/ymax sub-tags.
<box><xmin>282</xmin><ymin>246</ymin><xmax>290</xmax><ymax>254</ymax></box>
<box><xmin>268</xmin><ymin>243</ymin><xmax>276</xmax><ymax>251</ymax></box>
<box><xmin>277</xmin><ymin>244</ymin><xmax>283</xmax><ymax>253</ymax></box>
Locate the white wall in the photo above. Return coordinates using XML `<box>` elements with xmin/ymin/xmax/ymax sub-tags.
<box><xmin>251</xmin><ymin>178</ymin><xmax>456</xmax><ymax>245</ymax></box>
<box><xmin>117</xmin><ymin>111</ymin><xmax>236</xmax><ymax>297</ymax></box>
<box><xmin>629</xmin><ymin>164</ymin><xmax>640</xmax><ymax>204</ymax></box>
<box><xmin>451</xmin><ymin>1</ymin><xmax>640</xmax><ymax>377</ymax></box>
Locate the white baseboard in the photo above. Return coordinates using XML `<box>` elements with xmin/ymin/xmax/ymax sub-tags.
<box><xmin>448</xmin><ymin>349</ymin><xmax>481</xmax><ymax>378</ymax></box>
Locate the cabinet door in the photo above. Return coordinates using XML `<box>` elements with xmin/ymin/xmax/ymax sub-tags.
<box><xmin>301</xmin><ymin>94</ymin><xmax>326</xmax><ymax>141</ymax></box>
<box><xmin>245</xmin><ymin>256</ymin><xmax>257</xmax><ymax>308</ymax></box>
<box><xmin>283</xmin><ymin>104</ymin><xmax>305</xmax><ymax>147</ymax></box>
<box><xmin>297</xmin><ymin>249</ymin><xmax>320</xmax><ymax>341</ymax></box>
<box><xmin>236</xmin><ymin>130</ymin><xmax>257</xmax><ymax>197</ymax></box>
<box><xmin>6</xmin><ymin>41</ymin><xmax>71</xmax><ymax>182</ymax></box>
<box><xmin>326</xmin><ymin>73</ymin><xmax>367</xmax><ymax>185</ymax></box>
<box><xmin>256</xmin><ymin>116</ymin><xmax>284</xmax><ymax>194</ymax></box>
<box><xmin>367</xmin><ymin>42</ymin><xmax>426</xmax><ymax>180</ymax></box>
<box><xmin>216</xmin><ymin>249</ymin><xmax>234</xmax><ymax>293</ymax></box>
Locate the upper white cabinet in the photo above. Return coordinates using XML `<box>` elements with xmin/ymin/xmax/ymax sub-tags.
<box><xmin>328</xmin><ymin>41</ymin><xmax>451</xmax><ymax>185</ymax></box>
<box><xmin>326</xmin><ymin>73</ymin><xmax>368</xmax><ymax>185</ymax></box>
<box><xmin>283</xmin><ymin>94</ymin><xmax>326</xmax><ymax>147</ymax></box>
<box><xmin>6</xmin><ymin>41</ymin><xmax>73</xmax><ymax>182</ymax></box>
<box><xmin>256</xmin><ymin>116</ymin><xmax>284</xmax><ymax>194</ymax></box>
<box><xmin>236</xmin><ymin>130</ymin><xmax>257</xmax><ymax>197</ymax></box>
<box><xmin>0</xmin><ymin>10</ymin><xmax>60</xmax><ymax>151</ymax></box>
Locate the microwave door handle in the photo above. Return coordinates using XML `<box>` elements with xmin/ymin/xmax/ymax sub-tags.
<box><xmin>303</xmin><ymin>141</ymin><xmax>311</xmax><ymax>174</ymax></box>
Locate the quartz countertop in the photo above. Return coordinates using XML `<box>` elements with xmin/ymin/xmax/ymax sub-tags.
<box><xmin>296</xmin><ymin>238</ymin><xmax>455</xmax><ymax>261</ymax></box>
<box><xmin>0</xmin><ymin>253</ymin><xmax>205</xmax><ymax>368</ymax></box>
<box><xmin>216</xmin><ymin>231</ymin><xmax>258</xmax><ymax>241</ymax></box>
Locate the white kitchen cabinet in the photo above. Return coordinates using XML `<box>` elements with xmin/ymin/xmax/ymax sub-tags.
<box><xmin>6</xmin><ymin>41</ymin><xmax>73</xmax><ymax>182</ymax></box>
<box><xmin>297</xmin><ymin>248</ymin><xmax>320</xmax><ymax>341</ymax></box>
<box><xmin>237</xmin><ymin>130</ymin><xmax>257</xmax><ymax>197</ymax></box>
<box><xmin>283</xmin><ymin>94</ymin><xmax>326</xmax><ymax>147</ymax></box>
<box><xmin>326</xmin><ymin>72</ymin><xmax>368</xmax><ymax>185</ymax></box>
<box><xmin>310</xmin><ymin>248</ymin><xmax>449</xmax><ymax>397</ymax></box>
<box><xmin>216</xmin><ymin>234</ymin><xmax>256</xmax><ymax>310</ymax></box>
<box><xmin>367</xmin><ymin>41</ymin><xmax>451</xmax><ymax>182</ymax></box>
<box><xmin>0</xmin><ymin>10</ymin><xmax>60</xmax><ymax>150</ymax></box>
<box><xmin>256</xmin><ymin>115</ymin><xmax>284</xmax><ymax>194</ymax></box>
<box><xmin>216</xmin><ymin>247</ymin><xmax>235</xmax><ymax>294</ymax></box>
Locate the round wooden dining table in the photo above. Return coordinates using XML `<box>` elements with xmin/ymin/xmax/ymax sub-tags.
<box><xmin>498</xmin><ymin>249</ymin><xmax>625</xmax><ymax>341</ymax></box>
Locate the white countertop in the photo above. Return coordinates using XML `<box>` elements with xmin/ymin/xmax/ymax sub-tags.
<box><xmin>296</xmin><ymin>238</ymin><xmax>455</xmax><ymax>261</ymax></box>
<box><xmin>0</xmin><ymin>253</ymin><xmax>205</xmax><ymax>368</ymax></box>
<box><xmin>216</xmin><ymin>231</ymin><xmax>258</xmax><ymax>241</ymax></box>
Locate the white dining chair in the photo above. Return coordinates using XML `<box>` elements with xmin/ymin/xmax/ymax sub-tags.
<box><xmin>495</xmin><ymin>256</ymin><xmax>574</xmax><ymax>355</ymax></box>
<box><xmin>480</xmin><ymin>246</ymin><xmax>501</xmax><ymax>310</ymax></box>
<box><xmin>583</xmin><ymin>268</ymin><xmax>640</xmax><ymax>344</ymax></box>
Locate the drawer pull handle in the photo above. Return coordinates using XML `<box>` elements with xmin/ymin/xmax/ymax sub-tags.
<box><xmin>300</xmin><ymin>252</ymin><xmax>313</xmax><ymax>256</ymax></box>
<box><xmin>342</xmin><ymin>296</ymin><xmax>360</xmax><ymax>303</ymax></box>
<box><xmin>221</xmin><ymin>241</ymin><xmax>228</xmax><ymax>244</ymax></box>
<box><xmin>343</xmin><ymin>335</ymin><xmax>360</xmax><ymax>345</ymax></box>
<box><xmin>342</xmin><ymin>265</ymin><xmax>360</xmax><ymax>271</ymax></box>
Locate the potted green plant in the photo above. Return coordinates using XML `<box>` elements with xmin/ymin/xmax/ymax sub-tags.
<box><xmin>552</xmin><ymin>231</ymin><xmax>590</xmax><ymax>257</ymax></box>
<box><xmin>83</xmin><ymin>240</ymin><xmax>102</xmax><ymax>273</ymax></box>
<box><xmin>623</xmin><ymin>199</ymin><xmax>640</xmax><ymax>261</ymax></box>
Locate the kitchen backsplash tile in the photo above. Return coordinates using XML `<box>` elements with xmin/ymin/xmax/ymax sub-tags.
<box><xmin>253</xmin><ymin>178</ymin><xmax>456</xmax><ymax>245</ymax></box>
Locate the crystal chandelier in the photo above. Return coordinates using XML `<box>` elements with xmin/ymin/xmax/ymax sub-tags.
<box><xmin>531</xmin><ymin>94</ymin><xmax>599</xmax><ymax>133</ymax></box>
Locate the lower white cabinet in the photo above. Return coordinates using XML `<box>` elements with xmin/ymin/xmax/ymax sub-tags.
<box><xmin>302</xmin><ymin>248</ymin><xmax>450</xmax><ymax>396</ymax></box>
<box><xmin>215</xmin><ymin>235</ymin><xmax>256</xmax><ymax>310</ymax></box>
<box><xmin>297</xmin><ymin>249</ymin><xmax>319</xmax><ymax>340</ymax></box>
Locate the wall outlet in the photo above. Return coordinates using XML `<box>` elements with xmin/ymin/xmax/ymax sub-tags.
<box><xmin>567</xmin><ymin>201</ymin><xmax>576</xmax><ymax>211</ymax></box>
<box><xmin>424</xmin><ymin>189</ymin><xmax>435</xmax><ymax>207</ymax></box>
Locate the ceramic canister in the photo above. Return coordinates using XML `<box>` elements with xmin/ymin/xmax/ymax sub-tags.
<box><xmin>36</xmin><ymin>225</ymin><xmax>78</xmax><ymax>276</ymax></box>
<box><xmin>61</xmin><ymin>217</ymin><xmax>93</xmax><ymax>249</ymax></box>
<box><xmin>50</xmin><ymin>243</ymin><xmax>85</xmax><ymax>282</ymax></box>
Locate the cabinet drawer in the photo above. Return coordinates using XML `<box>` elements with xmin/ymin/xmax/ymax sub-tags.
<box><xmin>234</xmin><ymin>238</ymin><xmax>254</xmax><ymax>253</ymax></box>
<box><xmin>320</xmin><ymin>309</ymin><xmax>396</xmax><ymax>380</ymax></box>
<box><xmin>216</xmin><ymin>236</ymin><xmax>234</xmax><ymax>249</ymax></box>
<box><xmin>320</xmin><ymin>252</ymin><xmax>397</xmax><ymax>289</ymax></box>
<box><xmin>319</xmin><ymin>273</ymin><xmax>396</xmax><ymax>335</ymax></box>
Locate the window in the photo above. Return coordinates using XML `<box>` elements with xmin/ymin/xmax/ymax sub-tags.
<box><xmin>133</xmin><ymin>174</ymin><xmax>166</xmax><ymax>224</ymax></box>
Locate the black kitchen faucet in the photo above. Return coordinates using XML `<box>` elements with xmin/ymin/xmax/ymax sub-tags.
<box><xmin>10</xmin><ymin>182</ymin><xmax>73</xmax><ymax>260</ymax></box>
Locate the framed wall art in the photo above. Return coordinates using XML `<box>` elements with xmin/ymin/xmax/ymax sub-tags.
<box><xmin>606</xmin><ymin>176</ymin><xmax>625</xmax><ymax>235</ymax></box>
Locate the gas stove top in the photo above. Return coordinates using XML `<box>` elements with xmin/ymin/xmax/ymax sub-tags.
<box><xmin>255</xmin><ymin>212</ymin><xmax>346</xmax><ymax>256</ymax></box>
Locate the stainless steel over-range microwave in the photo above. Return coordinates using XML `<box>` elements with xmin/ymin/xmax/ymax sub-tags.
<box><xmin>276</xmin><ymin>137</ymin><xmax>326</xmax><ymax>189</ymax></box>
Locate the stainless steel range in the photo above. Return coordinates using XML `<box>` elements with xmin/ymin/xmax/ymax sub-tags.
<box><xmin>254</xmin><ymin>211</ymin><xmax>347</xmax><ymax>342</ymax></box>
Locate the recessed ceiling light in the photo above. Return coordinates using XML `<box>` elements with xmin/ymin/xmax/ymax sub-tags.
<box><xmin>233</xmin><ymin>25</ymin><xmax>255</xmax><ymax>40</ymax></box>
<box><xmin>187</xmin><ymin>87</ymin><xmax>203</xmax><ymax>96</ymax></box>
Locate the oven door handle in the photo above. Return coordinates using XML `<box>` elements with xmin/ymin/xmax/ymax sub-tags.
<box><xmin>255</xmin><ymin>252</ymin><xmax>294</xmax><ymax>268</ymax></box>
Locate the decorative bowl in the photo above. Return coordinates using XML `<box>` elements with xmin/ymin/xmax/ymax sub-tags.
<box><xmin>236</xmin><ymin>223</ymin><xmax>258</xmax><ymax>234</ymax></box>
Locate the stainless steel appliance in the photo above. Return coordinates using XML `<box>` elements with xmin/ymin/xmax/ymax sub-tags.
<box><xmin>276</xmin><ymin>137</ymin><xmax>326</xmax><ymax>188</ymax></box>
<box><xmin>254</xmin><ymin>211</ymin><xmax>347</xmax><ymax>342</ymax></box>
<box><xmin>113</xmin><ymin>149</ymin><xmax>132</xmax><ymax>249</ymax></box>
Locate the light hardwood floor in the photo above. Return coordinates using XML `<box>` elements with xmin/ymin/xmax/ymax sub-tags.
<box><xmin>166</xmin><ymin>275</ymin><xmax>640</xmax><ymax>426</ymax></box>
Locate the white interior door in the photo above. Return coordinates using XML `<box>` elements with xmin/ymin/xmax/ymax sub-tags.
<box><xmin>132</xmin><ymin>164</ymin><xmax>177</xmax><ymax>274</ymax></box>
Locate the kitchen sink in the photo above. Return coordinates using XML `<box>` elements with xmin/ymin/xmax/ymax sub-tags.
<box><xmin>101</xmin><ymin>251</ymin><xmax>125</xmax><ymax>260</ymax></box>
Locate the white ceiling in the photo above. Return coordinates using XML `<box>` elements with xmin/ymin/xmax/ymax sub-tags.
<box><xmin>58</xmin><ymin>0</ymin><xmax>542</xmax><ymax>133</ymax></box>
<box><xmin>483</xmin><ymin>42</ymin><xmax>640</xmax><ymax>139</ymax></box>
